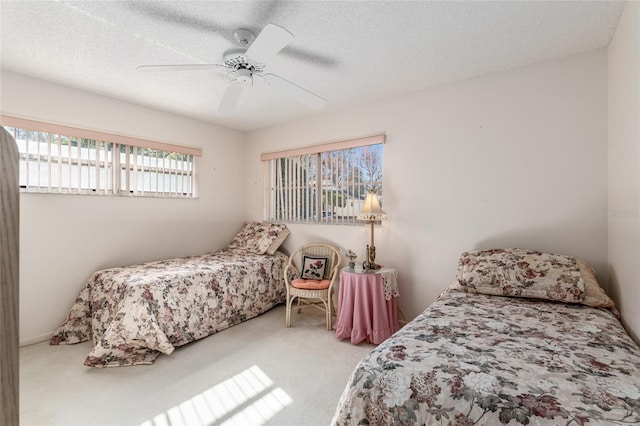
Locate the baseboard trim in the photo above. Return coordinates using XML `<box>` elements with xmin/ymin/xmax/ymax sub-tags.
<box><xmin>20</xmin><ymin>332</ymin><xmax>53</xmax><ymax>347</ymax></box>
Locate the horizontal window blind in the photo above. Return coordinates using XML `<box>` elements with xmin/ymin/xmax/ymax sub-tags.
<box><xmin>0</xmin><ymin>115</ymin><xmax>202</xmax><ymax>157</ymax></box>
<box><xmin>1</xmin><ymin>116</ymin><xmax>199</xmax><ymax>198</ymax></box>
<box><xmin>263</xmin><ymin>135</ymin><xmax>385</xmax><ymax>224</ymax></box>
<box><xmin>260</xmin><ymin>134</ymin><xmax>384</xmax><ymax>161</ymax></box>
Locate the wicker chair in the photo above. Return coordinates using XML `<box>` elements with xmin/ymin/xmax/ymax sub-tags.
<box><xmin>284</xmin><ymin>243</ymin><xmax>342</xmax><ymax>330</ymax></box>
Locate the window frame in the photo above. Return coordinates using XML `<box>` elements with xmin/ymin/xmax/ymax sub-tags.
<box><xmin>261</xmin><ymin>135</ymin><xmax>385</xmax><ymax>225</ymax></box>
<box><xmin>1</xmin><ymin>115</ymin><xmax>201</xmax><ymax>198</ymax></box>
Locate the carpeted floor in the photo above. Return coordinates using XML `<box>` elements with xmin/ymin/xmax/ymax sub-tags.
<box><xmin>19</xmin><ymin>305</ymin><xmax>373</xmax><ymax>426</ymax></box>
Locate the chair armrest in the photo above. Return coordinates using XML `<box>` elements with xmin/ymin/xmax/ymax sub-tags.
<box><xmin>327</xmin><ymin>264</ymin><xmax>341</xmax><ymax>292</ymax></box>
<box><xmin>284</xmin><ymin>264</ymin><xmax>300</xmax><ymax>286</ymax></box>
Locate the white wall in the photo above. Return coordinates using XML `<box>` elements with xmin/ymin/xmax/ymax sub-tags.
<box><xmin>246</xmin><ymin>49</ymin><xmax>609</xmax><ymax>321</ymax></box>
<box><xmin>2</xmin><ymin>46</ymin><xmax>615</xmax><ymax>343</ymax></box>
<box><xmin>608</xmin><ymin>1</ymin><xmax>640</xmax><ymax>342</ymax></box>
<box><xmin>0</xmin><ymin>72</ymin><xmax>247</xmax><ymax>345</ymax></box>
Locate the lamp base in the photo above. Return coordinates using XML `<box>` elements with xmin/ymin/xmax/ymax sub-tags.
<box><xmin>363</xmin><ymin>261</ymin><xmax>382</xmax><ymax>271</ymax></box>
<box><xmin>364</xmin><ymin>244</ymin><xmax>382</xmax><ymax>271</ymax></box>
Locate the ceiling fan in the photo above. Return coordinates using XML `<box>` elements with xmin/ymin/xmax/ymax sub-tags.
<box><xmin>137</xmin><ymin>23</ymin><xmax>327</xmax><ymax>117</ymax></box>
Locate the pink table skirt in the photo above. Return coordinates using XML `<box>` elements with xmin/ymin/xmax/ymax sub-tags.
<box><xmin>335</xmin><ymin>270</ymin><xmax>399</xmax><ymax>345</ymax></box>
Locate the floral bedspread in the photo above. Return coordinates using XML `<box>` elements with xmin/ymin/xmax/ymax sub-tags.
<box><xmin>50</xmin><ymin>250</ymin><xmax>287</xmax><ymax>367</ymax></box>
<box><xmin>332</xmin><ymin>291</ymin><xmax>640</xmax><ymax>425</ymax></box>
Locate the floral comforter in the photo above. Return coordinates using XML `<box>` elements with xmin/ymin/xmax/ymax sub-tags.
<box><xmin>50</xmin><ymin>250</ymin><xmax>287</xmax><ymax>367</ymax></box>
<box><xmin>332</xmin><ymin>291</ymin><xmax>640</xmax><ymax>425</ymax></box>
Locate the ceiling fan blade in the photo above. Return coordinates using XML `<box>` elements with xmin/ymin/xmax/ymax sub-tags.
<box><xmin>137</xmin><ymin>64</ymin><xmax>226</xmax><ymax>72</ymax></box>
<box><xmin>263</xmin><ymin>73</ymin><xmax>327</xmax><ymax>110</ymax></box>
<box><xmin>246</xmin><ymin>23</ymin><xmax>294</xmax><ymax>64</ymax></box>
<box><xmin>217</xmin><ymin>83</ymin><xmax>244</xmax><ymax>116</ymax></box>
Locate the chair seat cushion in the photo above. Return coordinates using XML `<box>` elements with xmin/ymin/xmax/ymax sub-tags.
<box><xmin>291</xmin><ymin>279</ymin><xmax>331</xmax><ymax>290</ymax></box>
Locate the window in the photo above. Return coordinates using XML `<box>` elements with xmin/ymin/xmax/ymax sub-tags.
<box><xmin>262</xmin><ymin>135</ymin><xmax>385</xmax><ymax>224</ymax></box>
<box><xmin>1</xmin><ymin>115</ymin><xmax>201</xmax><ymax>198</ymax></box>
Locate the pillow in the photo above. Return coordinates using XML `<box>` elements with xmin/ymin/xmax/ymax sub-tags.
<box><xmin>455</xmin><ymin>248</ymin><xmax>585</xmax><ymax>303</ymax></box>
<box><xmin>265</xmin><ymin>227</ymin><xmax>290</xmax><ymax>255</ymax></box>
<box><xmin>301</xmin><ymin>255</ymin><xmax>328</xmax><ymax>280</ymax></box>
<box><xmin>576</xmin><ymin>258</ymin><xmax>616</xmax><ymax>309</ymax></box>
<box><xmin>227</xmin><ymin>222</ymin><xmax>289</xmax><ymax>255</ymax></box>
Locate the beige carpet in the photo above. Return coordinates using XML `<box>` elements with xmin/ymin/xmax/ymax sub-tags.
<box><xmin>20</xmin><ymin>305</ymin><xmax>373</xmax><ymax>426</ymax></box>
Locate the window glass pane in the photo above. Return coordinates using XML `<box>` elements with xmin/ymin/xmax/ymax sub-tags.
<box><xmin>266</xmin><ymin>143</ymin><xmax>383</xmax><ymax>224</ymax></box>
<box><xmin>3</xmin><ymin>124</ymin><xmax>195</xmax><ymax>198</ymax></box>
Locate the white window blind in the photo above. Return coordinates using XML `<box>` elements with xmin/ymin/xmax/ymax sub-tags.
<box><xmin>262</xmin><ymin>135</ymin><xmax>385</xmax><ymax>224</ymax></box>
<box><xmin>1</xmin><ymin>115</ymin><xmax>200</xmax><ymax>198</ymax></box>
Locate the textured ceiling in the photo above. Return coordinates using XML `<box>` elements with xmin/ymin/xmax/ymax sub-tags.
<box><xmin>0</xmin><ymin>1</ymin><xmax>625</xmax><ymax>131</ymax></box>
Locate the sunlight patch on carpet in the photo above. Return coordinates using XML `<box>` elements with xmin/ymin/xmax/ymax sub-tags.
<box><xmin>140</xmin><ymin>365</ymin><xmax>292</xmax><ymax>426</ymax></box>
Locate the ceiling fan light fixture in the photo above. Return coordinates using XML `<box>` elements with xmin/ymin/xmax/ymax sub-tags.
<box><xmin>236</xmin><ymin>68</ymin><xmax>253</xmax><ymax>85</ymax></box>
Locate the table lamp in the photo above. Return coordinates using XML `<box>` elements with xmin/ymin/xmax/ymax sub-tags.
<box><xmin>357</xmin><ymin>189</ymin><xmax>387</xmax><ymax>270</ymax></box>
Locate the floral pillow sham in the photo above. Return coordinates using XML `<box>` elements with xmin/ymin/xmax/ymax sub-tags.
<box><xmin>455</xmin><ymin>248</ymin><xmax>585</xmax><ymax>303</ymax></box>
<box><xmin>577</xmin><ymin>258</ymin><xmax>616</xmax><ymax>309</ymax></box>
<box><xmin>227</xmin><ymin>222</ymin><xmax>289</xmax><ymax>255</ymax></box>
<box><xmin>265</xmin><ymin>227</ymin><xmax>290</xmax><ymax>255</ymax></box>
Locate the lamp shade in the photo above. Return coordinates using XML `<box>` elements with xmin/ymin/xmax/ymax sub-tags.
<box><xmin>357</xmin><ymin>190</ymin><xmax>387</xmax><ymax>221</ymax></box>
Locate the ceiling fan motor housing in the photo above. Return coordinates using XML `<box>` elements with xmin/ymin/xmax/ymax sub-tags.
<box><xmin>223</xmin><ymin>48</ymin><xmax>265</xmax><ymax>73</ymax></box>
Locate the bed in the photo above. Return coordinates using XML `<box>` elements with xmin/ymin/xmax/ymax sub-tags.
<box><xmin>332</xmin><ymin>248</ymin><xmax>640</xmax><ymax>425</ymax></box>
<box><xmin>50</xmin><ymin>222</ymin><xmax>290</xmax><ymax>367</ymax></box>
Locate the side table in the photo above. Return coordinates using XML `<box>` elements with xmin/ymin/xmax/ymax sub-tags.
<box><xmin>334</xmin><ymin>267</ymin><xmax>400</xmax><ymax>344</ymax></box>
